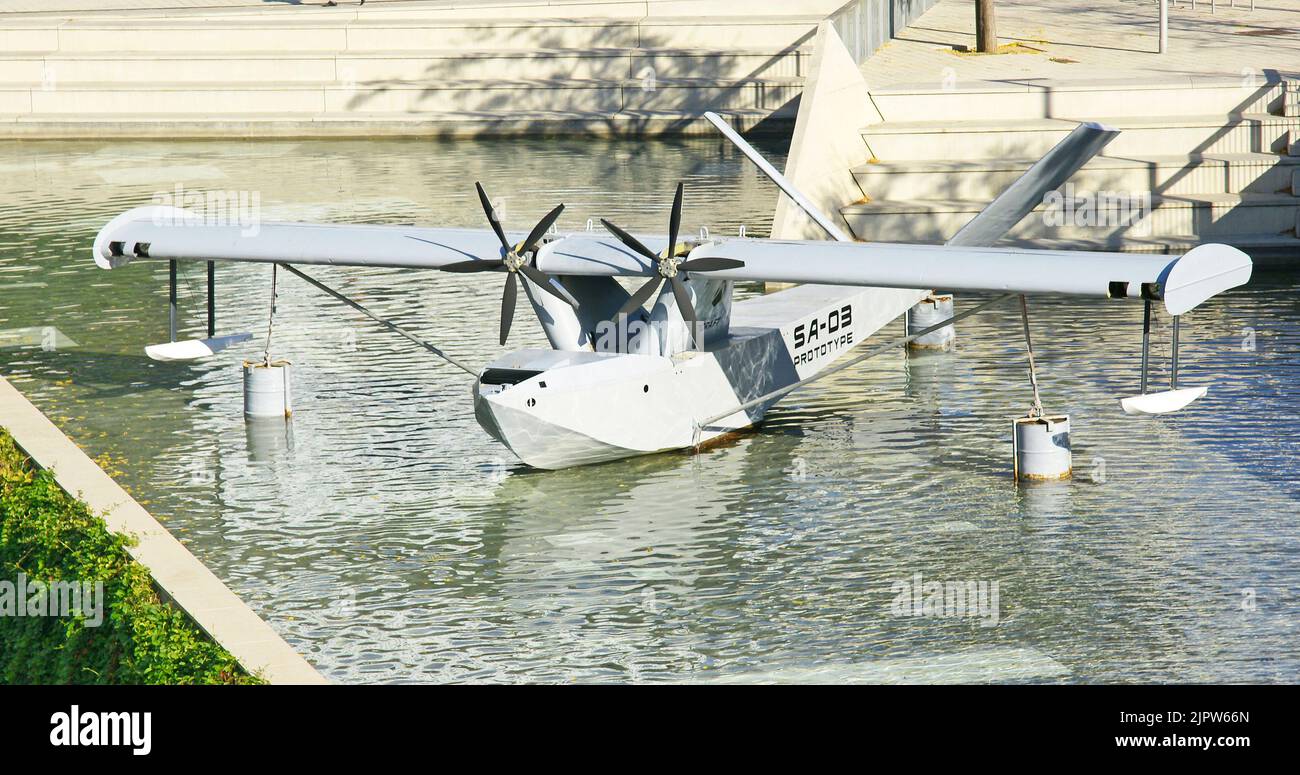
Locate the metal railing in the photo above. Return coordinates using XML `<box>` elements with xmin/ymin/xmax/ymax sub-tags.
<box><xmin>827</xmin><ymin>0</ymin><xmax>940</xmax><ymax>65</ymax></box>
<box><xmin>1174</xmin><ymin>0</ymin><xmax>1257</xmax><ymax>9</ymax></box>
<box><xmin>1163</xmin><ymin>0</ymin><xmax>1255</xmax><ymax>53</ymax></box>
<box><xmin>830</xmin><ymin>0</ymin><xmax>1257</xmax><ymax>63</ymax></box>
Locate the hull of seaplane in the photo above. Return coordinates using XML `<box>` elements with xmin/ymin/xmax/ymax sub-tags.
<box><xmin>474</xmin><ymin>284</ymin><xmax>927</xmax><ymax>469</ymax></box>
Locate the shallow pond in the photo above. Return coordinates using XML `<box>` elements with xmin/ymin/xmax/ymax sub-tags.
<box><xmin>1</xmin><ymin>137</ymin><xmax>1296</xmax><ymax>682</ymax></box>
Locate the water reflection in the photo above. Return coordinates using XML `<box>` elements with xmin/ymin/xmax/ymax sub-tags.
<box><xmin>1</xmin><ymin>137</ymin><xmax>1297</xmax><ymax>683</ymax></box>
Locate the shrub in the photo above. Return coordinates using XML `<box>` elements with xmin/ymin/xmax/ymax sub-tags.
<box><xmin>0</xmin><ymin>428</ymin><xmax>261</xmax><ymax>684</ymax></box>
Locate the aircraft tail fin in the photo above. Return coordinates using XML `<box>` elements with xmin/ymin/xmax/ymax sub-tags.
<box><xmin>947</xmin><ymin>121</ymin><xmax>1120</xmax><ymax>248</ymax></box>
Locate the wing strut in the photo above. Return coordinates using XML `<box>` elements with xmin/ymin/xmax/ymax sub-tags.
<box><xmin>207</xmin><ymin>260</ymin><xmax>216</xmax><ymax>338</ymax></box>
<box><xmin>278</xmin><ymin>263</ymin><xmax>479</xmax><ymax>377</ymax></box>
<box><xmin>1120</xmin><ymin>302</ymin><xmax>1206</xmax><ymax>415</ymax></box>
<box><xmin>146</xmin><ymin>256</ymin><xmax>254</xmax><ymax>362</ymax></box>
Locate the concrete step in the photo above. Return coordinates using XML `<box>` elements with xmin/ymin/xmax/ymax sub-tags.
<box><xmin>841</xmin><ymin>193</ymin><xmax>1300</xmax><ymax>243</ymax></box>
<box><xmin>0</xmin><ymin>75</ymin><xmax>804</xmax><ymax>114</ymax></box>
<box><xmin>862</xmin><ymin>114</ymin><xmax>1300</xmax><ymax>160</ymax></box>
<box><xmin>2</xmin><ymin>14</ymin><xmax>823</xmax><ymax>54</ymax></box>
<box><xmin>0</xmin><ymin>47</ymin><xmax>811</xmax><ymax>84</ymax></box>
<box><xmin>853</xmin><ymin>153</ymin><xmax>1300</xmax><ymax>200</ymax></box>
<box><xmin>869</xmin><ymin>78</ymin><xmax>1290</xmax><ymax>122</ymax></box>
<box><xmin>0</xmin><ymin>108</ymin><xmax>791</xmax><ymax>138</ymax></box>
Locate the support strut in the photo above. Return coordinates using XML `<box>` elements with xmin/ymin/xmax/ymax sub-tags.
<box><xmin>207</xmin><ymin>260</ymin><xmax>216</xmax><ymax>339</ymax></box>
<box><xmin>168</xmin><ymin>259</ymin><xmax>178</xmax><ymax>343</ymax></box>
<box><xmin>1140</xmin><ymin>299</ymin><xmax>1151</xmax><ymax>395</ymax></box>
<box><xmin>1171</xmin><ymin>315</ymin><xmax>1181</xmax><ymax>390</ymax></box>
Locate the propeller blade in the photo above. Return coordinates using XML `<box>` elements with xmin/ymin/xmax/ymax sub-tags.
<box><xmin>520</xmin><ymin>203</ymin><xmax>565</xmax><ymax>256</ymax></box>
<box><xmin>669</xmin><ymin>276</ymin><xmax>697</xmax><ymax>325</ymax></box>
<box><xmin>669</xmin><ymin>276</ymin><xmax>699</xmax><ymax>347</ymax></box>
<box><xmin>440</xmin><ymin>259</ymin><xmax>504</xmax><ymax>273</ymax></box>
<box><xmin>476</xmin><ymin>181</ymin><xmax>511</xmax><ymax>255</ymax></box>
<box><xmin>678</xmin><ymin>257</ymin><xmax>745</xmax><ymax>272</ymax></box>
<box><xmin>667</xmin><ymin>182</ymin><xmax>683</xmax><ymax>257</ymax></box>
<box><xmin>499</xmin><ymin>271</ymin><xmax>517</xmax><ymax>346</ymax></box>
<box><xmin>618</xmin><ymin>276</ymin><xmax>663</xmax><ymax>317</ymax></box>
<box><xmin>599</xmin><ymin>218</ymin><xmax>660</xmax><ymax>263</ymax></box>
<box><xmin>518</xmin><ymin>262</ymin><xmax>579</xmax><ymax>308</ymax></box>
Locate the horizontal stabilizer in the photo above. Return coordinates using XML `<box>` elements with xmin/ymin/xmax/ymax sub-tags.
<box><xmin>948</xmin><ymin>121</ymin><xmax>1119</xmax><ymax>248</ymax></box>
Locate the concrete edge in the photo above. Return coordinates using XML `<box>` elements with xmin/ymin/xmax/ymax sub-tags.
<box><xmin>869</xmin><ymin>74</ymin><xmax>1300</xmax><ymax>96</ymax></box>
<box><xmin>0</xmin><ymin>112</ymin><xmax>796</xmax><ymax>138</ymax></box>
<box><xmin>0</xmin><ymin>375</ymin><xmax>328</xmax><ymax>685</ymax></box>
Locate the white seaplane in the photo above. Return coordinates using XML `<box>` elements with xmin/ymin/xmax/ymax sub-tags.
<box><xmin>91</xmin><ymin>114</ymin><xmax>1252</xmax><ymax>470</ymax></box>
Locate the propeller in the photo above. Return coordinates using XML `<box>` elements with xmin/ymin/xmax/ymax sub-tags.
<box><xmin>599</xmin><ymin>182</ymin><xmax>744</xmax><ymax>348</ymax></box>
<box><xmin>410</xmin><ymin>182</ymin><xmax>578</xmax><ymax>346</ymax></box>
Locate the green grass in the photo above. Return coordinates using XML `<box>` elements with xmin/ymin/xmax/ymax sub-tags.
<box><xmin>0</xmin><ymin>428</ymin><xmax>262</xmax><ymax>684</ymax></box>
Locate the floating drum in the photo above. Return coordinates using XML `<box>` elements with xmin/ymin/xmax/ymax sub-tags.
<box><xmin>243</xmin><ymin>360</ymin><xmax>293</xmax><ymax>419</ymax></box>
<box><xmin>907</xmin><ymin>294</ymin><xmax>955</xmax><ymax>350</ymax></box>
<box><xmin>1012</xmin><ymin>415</ymin><xmax>1071</xmax><ymax>481</ymax></box>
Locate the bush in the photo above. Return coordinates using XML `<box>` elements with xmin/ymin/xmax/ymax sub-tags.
<box><xmin>0</xmin><ymin>428</ymin><xmax>261</xmax><ymax>684</ymax></box>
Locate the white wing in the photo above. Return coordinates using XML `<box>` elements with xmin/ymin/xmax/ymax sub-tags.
<box><xmin>93</xmin><ymin>205</ymin><xmax>516</xmax><ymax>271</ymax></box>
<box><xmin>537</xmin><ymin>236</ymin><xmax>1252</xmax><ymax>316</ymax></box>
<box><xmin>94</xmin><ymin>206</ymin><xmax>1251</xmax><ymax>316</ymax></box>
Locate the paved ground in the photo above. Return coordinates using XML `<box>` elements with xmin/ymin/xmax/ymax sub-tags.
<box><xmin>863</xmin><ymin>0</ymin><xmax>1300</xmax><ymax>89</ymax></box>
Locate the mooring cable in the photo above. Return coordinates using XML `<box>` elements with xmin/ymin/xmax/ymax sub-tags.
<box><xmin>277</xmin><ymin>263</ymin><xmax>480</xmax><ymax>377</ymax></box>
<box><xmin>1019</xmin><ymin>294</ymin><xmax>1045</xmax><ymax>418</ymax></box>
<box><xmin>695</xmin><ymin>293</ymin><xmax>1017</xmax><ymax>435</ymax></box>
<box><xmin>262</xmin><ymin>263</ymin><xmax>278</xmax><ymax>366</ymax></box>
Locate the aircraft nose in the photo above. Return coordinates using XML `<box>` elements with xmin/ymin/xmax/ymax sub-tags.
<box><xmin>473</xmin><ymin>385</ymin><xmax>509</xmax><ymax>444</ymax></box>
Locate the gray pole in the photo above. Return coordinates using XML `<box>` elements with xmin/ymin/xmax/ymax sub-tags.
<box><xmin>1159</xmin><ymin>0</ymin><xmax>1168</xmax><ymax>54</ymax></box>
<box><xmin>206</xmin><ymin>260</ymin><xmax>215</xmax><ymax>338</ymax></box>
<box><xmin>1171</xmin><ymin>315</ymin><xmax>1180</xmax><ymax>389</ymax></box>
<box><xmin>1140</xmin><ymin>300</ymin><xmax>1151</xmax><ymax>395</ymax></box>
<box><xmin>168</xmin><ymin>259</ymin><xmax>178</xmax><ymax>343</ymax></box>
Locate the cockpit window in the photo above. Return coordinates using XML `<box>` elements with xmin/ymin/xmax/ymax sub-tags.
<box><xmin>479</xmin><ymin>368</ymin><xmax>543</xmax><ymax>386</ymax></box>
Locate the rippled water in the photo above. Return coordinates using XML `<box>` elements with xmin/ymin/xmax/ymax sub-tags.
<box><xmin>1</xmin><ymin>137</ymin><xmax>1297</xmax><ymax>683</ymax></box>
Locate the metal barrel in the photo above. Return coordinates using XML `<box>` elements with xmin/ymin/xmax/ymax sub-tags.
<box><xmin>1013</xmin><ymin>415</ymin><xmax>1072</xmax><ymax>481</ymax></box>
<box><xmin>243</xmin><ymin>360</ymin><xmax>293</xmax><ymax>419</ymax></box>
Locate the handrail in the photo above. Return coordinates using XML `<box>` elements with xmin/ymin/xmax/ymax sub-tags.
<box><xmin>826</xmin><ymin>0</ymin><xmax>940</xmax><ymax>65</ymax></box>
<box><xmin>1164</xmin><ymin>0</ymin><xmax>1255</xmax><ymax>54</ymax></box>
